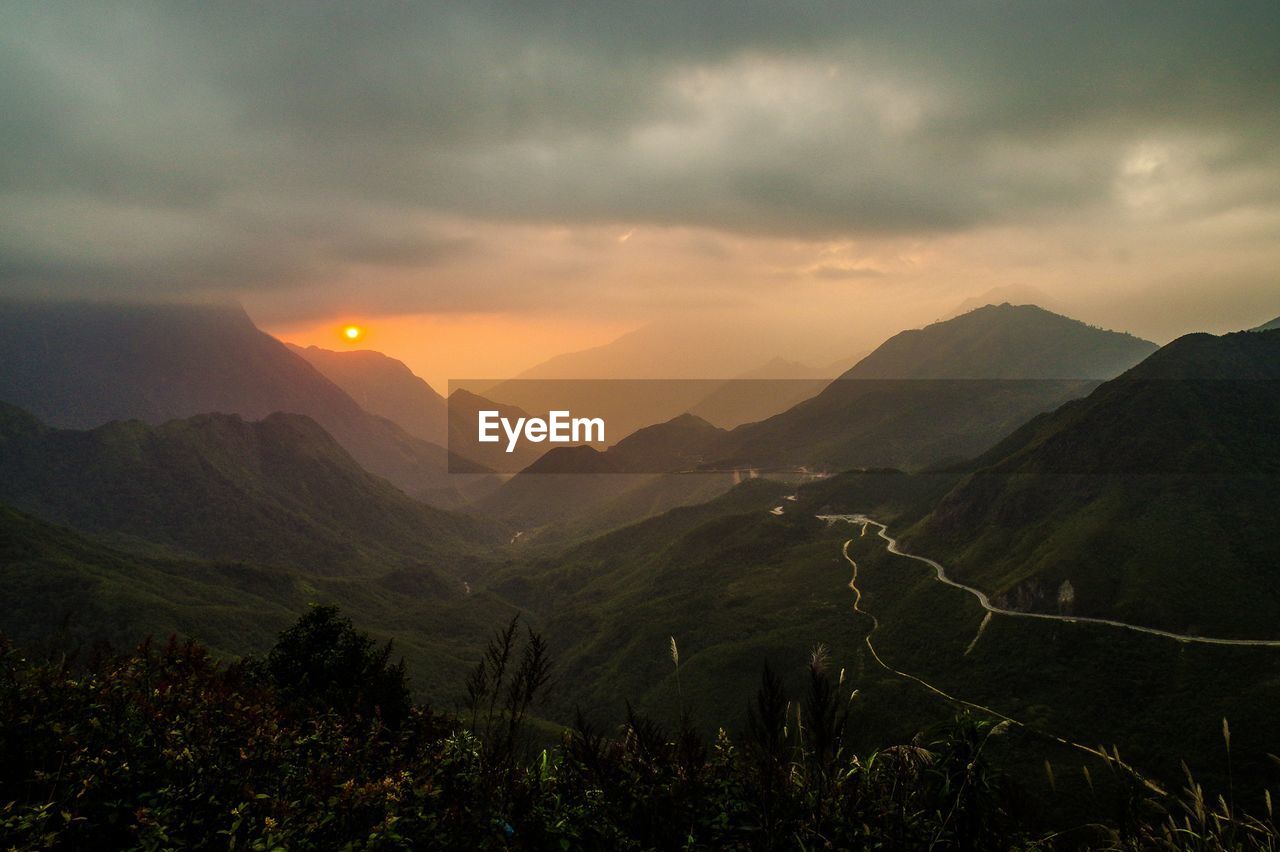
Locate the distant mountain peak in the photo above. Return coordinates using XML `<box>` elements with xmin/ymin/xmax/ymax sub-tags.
<box><xmin>289</xmin><ymin>343</ymin><xmax>421</xmax><ymax>379</ymax></box>
<box><xmin>941</xmin><ymin>285</ymin><xmax>1059</xmax><ymax>320</ymax></box>
<box><xmin>0</xmin><ymin>300</ymin><xmax>467</xmax><ymax>504</ymax></box>
<box><xmin>521</xmin><ymin>443</ymin><xmax>617</xmax><ymax>474</ymax></box>
<box><xmin>288</xmin><ymin>342</ymin><xmax>446</xmax><ymax>445</ymax></box>
<box><xmin>840</xmin><ymin>303</ymin><xmax>1155</xmax><ymax>380</ymax></box>
<box><xmin>639</xmin><ymin>411</ymin><xmax>718</xmax><ymax>431</ymax></box>
<box><xmin>1250</xmin><ymin>315</ymin><xmax>1280</xmax><ymax>332</ymax></box>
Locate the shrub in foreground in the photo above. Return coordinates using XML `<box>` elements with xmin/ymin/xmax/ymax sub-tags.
<box><xmin>0</xmin><ymin>611</ymin><xmax>1275</xmax><ymax>850</ymax></box>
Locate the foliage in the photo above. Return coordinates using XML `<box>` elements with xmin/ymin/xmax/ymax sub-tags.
<box><xmin>264</xmin><ymin>604</ymin><xmax>413</xmax><ymax>729</ymax></box>
<box><xmin>908</xmin><ymin>329</ymin><xmax>1280</xmax><ymax>636</ymax></box>
<box><xmin>464</xmin><ymin>615</ymin><xmax>552</xmax><ymax>773</ymax></box>
<box><xmin>3</xmin><ymin>609</ymin><xmax>1275</xmax><ymax>849</ymax></box>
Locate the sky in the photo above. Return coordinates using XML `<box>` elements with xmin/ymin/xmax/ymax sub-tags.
<box><xmin>3</xmin><ymin>2</ymin><xmax>1279</xmax><ymax>388</ymax></box>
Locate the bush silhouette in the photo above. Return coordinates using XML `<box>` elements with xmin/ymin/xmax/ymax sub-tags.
<box><xmin>265</xmin><ymin>604</ymin><xmax>412</xmax><ymax>728</ymax></box>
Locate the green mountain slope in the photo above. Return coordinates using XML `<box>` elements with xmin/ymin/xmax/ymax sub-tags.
<box><xmin>906</xmin><ymin>329</ymin><xmax>1280</xmax><ymax>636</ymax></box>
<box><xmin>0</xmin><ymin>503</ymin><xmax>304</xmax><ymax>657</ymax></box>
<box><xmin>0</xmin><ymin>402</ymin><xmax>491</xmax><ymax>574</ymax></box>
<box><xmin>487</xmin><ymin>456</ymin><xmax>1279</xmax><ymax>799</ymax></box>
<box><xmin>0</xmin><ymin>501</ymin><xmax>519</xmax><ymax>702</ymax></box>
<box><xmin>489</xmin><ymin>478</ymin><xmax>819</xmax><ymax>725</ymax></box>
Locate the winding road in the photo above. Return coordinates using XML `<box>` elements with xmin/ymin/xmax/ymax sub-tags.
<box><xmin>820</xmin><ymin>514</ymin><xmax>1280</xmax><ymax>648</ymax></box>
<box><xmin>757</xmin><ymin>506</ymin><xmax>1279</xmax><ymax>787</ymax></box>
<box><xmin>830</xmin><ymin>522</ymin><xmax>1167</xmax><ymax>793</ymax></box>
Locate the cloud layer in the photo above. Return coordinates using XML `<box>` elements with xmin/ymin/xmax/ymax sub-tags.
<box><xmin>2</xmin><ymin>1</ymin><xmax>1278</xmax><ymax>335</ymax></box>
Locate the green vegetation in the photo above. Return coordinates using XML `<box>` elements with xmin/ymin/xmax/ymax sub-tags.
<box><xmin>795</xmin><ymin>468</ymin><xmax>961</xmax><ymax>522</ymax></box>
<box><xmin>478</xmin><ymin>473</ymin><xmax>1280</xmax><ymax>835</ymax></box>
<box><xmin>0</xmin><ymin>402</ymin><xmax>491</xmax><ymax>574</ymax></box>
<box><xmin>0</xmin><ymin>502</ymin><xmax>516</xmax><ymax>705</ymax></box>
<box><xmin>8</xmin><ymin>608</ymin><xmax>1275</xmax><ymax>849</ymax></box>
<box><xmin>266</xmin><ymin>605</ymin><xmax>414</xmax><ymax>729</ymax></box>
<box><xmin>838</xmin><ymin>521</ymin><xmax>1280</xmax><ymax>810</ymax></box>
<box><xmin>1</xmin><ymin>305</ymin><xmax>1277</xmax><ymax>848</ymax></box>
<box><xmin>908</xmin><ymin>330</ymin><xmax>1280</xmax><ymax>635</ymax></box>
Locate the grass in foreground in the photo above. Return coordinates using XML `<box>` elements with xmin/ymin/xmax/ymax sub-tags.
<box><xmin>2</xmin><ymin>607</ymin><xmax>1276</xmax><ymax>850</ymax></box>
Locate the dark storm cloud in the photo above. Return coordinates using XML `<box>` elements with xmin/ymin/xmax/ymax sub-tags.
<box><xmin>2</xmin><ymin>0</ymin><xmax>1278</xmax><ymax>306</ymax></box>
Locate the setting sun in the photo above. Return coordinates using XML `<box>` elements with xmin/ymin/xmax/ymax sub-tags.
<box><xmin>342</xmin><ymin>325</ymin><xmax>363</xmax><ymax>342</ymax></box>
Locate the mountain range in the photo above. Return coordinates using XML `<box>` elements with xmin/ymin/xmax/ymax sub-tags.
<box><xmin>471</xmin><ymin>303</ymin><xmax>1160</xmax><ymax>541</ymax></box>
<box><xmin>485</xmin><ymin>317</ymin><xmax>868</xmax><ymax>442</ymax></box>
<box><xmin>0</xmin><ymin>301</ymin><xmax>480</xmax><ymax>506</ymax></box>
<box><xmin>472</xmin><ymin>325</ymin><xmax>1280</xmax><ymax>798</ymax></box>
<box><xmin>0</xmin><ymin>402</ymin><xmax>489</xmax><ymax>574</ymax></box>
<box><xmin>709</xmin><ymin>304</ymin><xmax>1157</xmax><ymax>471</ymax></box>
<box><xmin>475</xmin><ymin>414</ymin><xmax>734</xmax><ymax>536</ymax></box>
<box><xmin>498</xmin><ymin>304</ymin><xmax>1158</xmax><ymax>480</ymax></box>
<box><xmin>3</xmin><ymin>295</ymin><xmax>1277</xmax><ymax>769</ymax></box>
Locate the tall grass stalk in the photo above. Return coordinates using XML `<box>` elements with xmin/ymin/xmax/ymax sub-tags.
<box><xmin>670</xmin><ymin>635</ymin><xmax>684</xmax><ymax>719</ymax></box>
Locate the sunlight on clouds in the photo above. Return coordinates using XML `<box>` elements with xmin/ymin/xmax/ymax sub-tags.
<box><xmin>1114</xmin><ymin>137</ymin><xmax>1245</xmax><ymax>220</ymax></box>
<box><xmin>1117</xmin><ymin>142</ymin><xmax>1180</xmax><ymax>214</ymax></box>
<box><xmin>633</xmin><ymin>54</ymin><xmax>934</xmax><ymax>171</ymax></box>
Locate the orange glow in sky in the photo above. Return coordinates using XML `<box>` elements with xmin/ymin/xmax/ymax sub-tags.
<box><xmin>268</xmin><ymin>313</ymin><xmax>636</xmax><ymax>393</ymax></box>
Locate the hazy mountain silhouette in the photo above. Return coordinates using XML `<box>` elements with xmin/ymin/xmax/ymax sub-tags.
<box><xmin>1251</xmin><ymin>315</ymin><xmax>1280</xmax><ymax>332</ymax></box>
<box><xmin>908</xmin><ymin>328</ymin><xmax>1280</xmax><ymax>636</ymax></box>
<box><xmin>0</xmin><ymin>301</ymin><xmax>481</xmax><ymax>504</ymax></box>
<box><xmin>288</xmin><ymin>344</ymin><xmax>447</xmax><ymax>445</ymax></box>
<box><xmin>940</xmin><ymin>285</ymin><xmax>1059</xmax><ymax>320</ymax></box>
<box><xmin>688</xmin><ymin>358</ymin><xmax>839</xmax><ymax>428</ymax></box>
<box><xmin>0</xmin><ymin>402</ymin><xmax>490</xmax><ymax>573</ymax></box>
<box><xmin>842</xmin><ymin>303</ymin><xmax>1154</xmax><ymax>379</ymax></box>
<box><xmin>507</xmin><ymin>320</ymin><xmax>767</xmax><ymax>381</ymax></box>
<box><xmin>474</xmin><ymin>311</ymin><xmax>878</xmax><ymax>444</ymax></box>
<box><xmin>446</xmin><ymin>388</ymin><xmax>549</xmax><ymax>472</ymax></box>
<box><xmin>712</xmin><ymin>304</ymin><xmax>1158</xmax><ymax>471</ymax></box>
<box><xmin>477</xmin><ymin>414</ymin><xmax>733</xmax><ymax>532</ymax></box>
<box><xmin>509</xmin><ymin>315</ymin><xmax>871</xmax><ymax>384</ymax></box>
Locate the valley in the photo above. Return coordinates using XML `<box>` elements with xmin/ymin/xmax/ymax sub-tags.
<box><xmin>1</xmin><ymin>300</ymin><xmax>1277</xmax><ymax>844</ymax></box>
